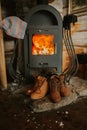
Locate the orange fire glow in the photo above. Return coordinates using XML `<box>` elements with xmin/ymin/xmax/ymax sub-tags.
<box><xmin>32</xmin><ymin>34</ymin><xmax>55</xmax><ymax>55</ymax></box>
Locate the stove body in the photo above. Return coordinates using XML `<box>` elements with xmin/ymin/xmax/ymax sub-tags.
<box><xmin>23</xmin><ymin>4</ymin><xmax>63</xmax><ymax>78</ymax></box>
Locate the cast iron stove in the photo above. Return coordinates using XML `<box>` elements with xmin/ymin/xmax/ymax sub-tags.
<box><xmin>23</xmin><ymin>4</ymin><xmax>63</xmax><ymax>78</ymax></box>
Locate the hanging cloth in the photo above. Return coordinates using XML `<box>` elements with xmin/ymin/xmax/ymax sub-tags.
<box><xmin>0</xmin><ymin>16</ymin><xmax>27</xmax><ymax>39</ymax></box>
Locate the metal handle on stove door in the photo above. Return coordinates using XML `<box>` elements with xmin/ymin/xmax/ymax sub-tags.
<box><xmin>39</xmin><ymin>62</ymin><xmax>49</xmax><ymax>67</ymax></box>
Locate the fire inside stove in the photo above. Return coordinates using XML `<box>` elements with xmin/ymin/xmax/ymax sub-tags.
<box><xmin>32</xmin><ymin>34</ymin><xmax>55</xmax><ymax>55</ymax></box>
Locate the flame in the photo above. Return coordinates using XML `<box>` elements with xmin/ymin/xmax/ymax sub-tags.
<box><xmin>32</xmin><ymin>34</ymin><xmax>55</xmax><ymax>55</ymax></box>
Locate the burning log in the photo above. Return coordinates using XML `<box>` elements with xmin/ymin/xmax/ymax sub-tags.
<box><xmin>32</xmin><ymin>34</ymin><xmax>55</xmax><ymax>55</ymax></box>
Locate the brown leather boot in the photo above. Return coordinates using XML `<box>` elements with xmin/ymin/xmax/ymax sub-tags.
<box><xmin>27</xmin><ymin>79</ymin><xmax>40</xmax><ymax>95</ymax></box>
<box><xmin>49</xmin><ymin>75</ymin><xmax>61</xmax><ymax>103</ymax></box>
<box><xmin>59</xmin><ymin>74</ymin><xmax>70</xmax><ymax>97</ymax></box>
<box><xmin>30</xmin><ymin>76</ymin><xmax>48</xmax><ymax>100</ymax></box>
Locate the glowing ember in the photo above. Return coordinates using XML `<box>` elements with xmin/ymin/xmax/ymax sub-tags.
<box><xmin>32</xmin><ymin>34</ymin><xmax>55</xmax><ymax>55</ymax></box>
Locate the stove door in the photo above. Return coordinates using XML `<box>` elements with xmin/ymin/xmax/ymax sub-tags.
<box><xmin>28</xmin><ymin>26</ymin><xmax>62</xmax><ymax>72</ymax></box>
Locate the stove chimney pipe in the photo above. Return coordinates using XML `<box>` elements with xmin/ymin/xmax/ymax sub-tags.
<box><xmin>37</xmin><ymin>0</ymin><xmax>48</xmax><ymax>5</ymax></box>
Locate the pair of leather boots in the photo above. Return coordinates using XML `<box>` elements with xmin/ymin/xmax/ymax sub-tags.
<box><xmin>27</xmin><ymin>74</ymin><xmax>70</xmax><ymax>102</ymax></box>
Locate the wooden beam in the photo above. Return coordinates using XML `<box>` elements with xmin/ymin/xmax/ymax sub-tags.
<box><xmin>0</xmin><ymin>1</ymin><xmax>7</xmax><ymax>89</ymax></box>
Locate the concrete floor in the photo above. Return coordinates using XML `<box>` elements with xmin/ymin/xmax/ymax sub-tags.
<box><xmin>0</xmin><ymin>65</ymin><xmax>87</xmax><ymax>130</ymax></box>
<box><xmin>0</xmin><ymin>89</ymin><xmax>87</xmax><ymax>130</ymax></box>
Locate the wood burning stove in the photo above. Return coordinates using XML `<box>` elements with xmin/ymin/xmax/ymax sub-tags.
<box><xmin>23</xmin><ymin>4</ymin><xmax>62</xmax><ymax>78</ymax></box>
